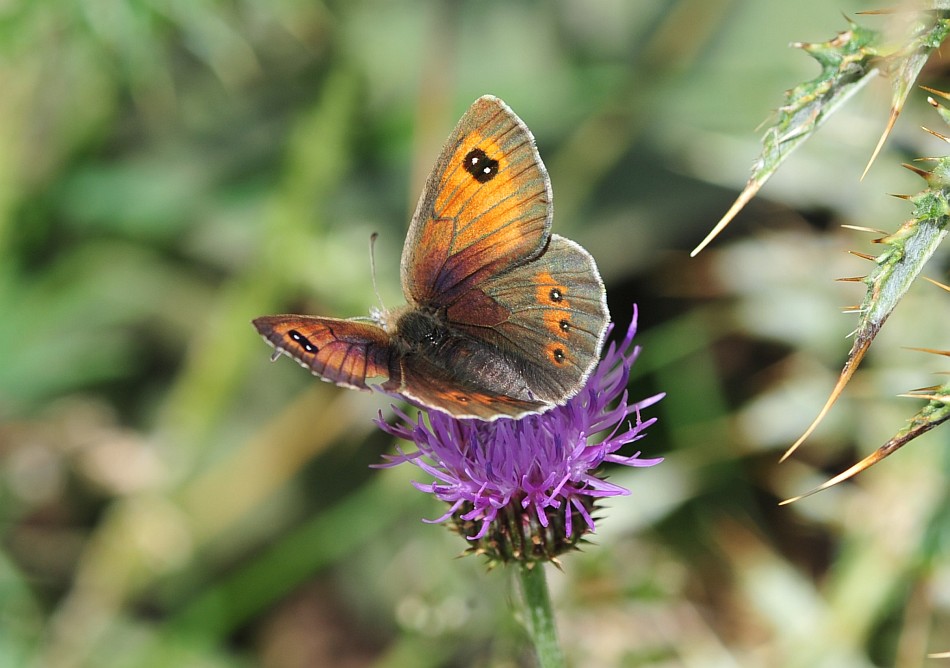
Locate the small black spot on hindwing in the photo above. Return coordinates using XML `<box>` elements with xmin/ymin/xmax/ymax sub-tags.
<box><xmin>549</xmin><ymin>288</ymin><xmax>563</xmax><ymax>303</ymax></box>
<box><xmin>288</xmin><ymin>329</ymin><xmax>318</xmax><ymax>354</ymax></box>
<box><xmin>552</xmin><ymin>348</ymin><xmax>566</xmax><ymax>363</ymax></box>
<box><xmin>559</xmin><ymin>319</ymin><xmax>570</xmax><ymax>332</ymax></box>
<box><xmin>464</xmin><ymin>148</ymin><xmax>499</xmax><ymax>183</ymax></box>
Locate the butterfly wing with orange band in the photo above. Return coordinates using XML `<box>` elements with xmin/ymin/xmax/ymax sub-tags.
<box><xmin>400</xmin><ymin>95</ymin><xmax>552</xmax><ymax>316</ymax></box>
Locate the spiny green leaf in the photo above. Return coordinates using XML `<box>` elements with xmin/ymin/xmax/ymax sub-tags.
<box><xmin>861</xmin><ymin>185</ymin><xmax>949</xmax><ymax>341</ymax></box>
<box><xmin>863</xmin><ymin>10</ymin><xmax>950</xmax><ymax>177</ymax></box>
<box><xmin>784</xmin><ymin>98</ymin><xmax>950</xmax><ymax>460</ymax></box>
<box><xmin>692</xmin><ymin>21</ymin><xmax>880</xmax><ymax>256</ymax></box>
<box><xmin>696</xmin><ymin>10</ymin><xmax>950</xmax><ymax>256</ymax></box>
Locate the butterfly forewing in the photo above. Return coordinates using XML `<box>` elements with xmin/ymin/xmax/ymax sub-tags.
<box><xmin>401</xmin><ymin>95</ymin><xmax>552</xmax><ymax>308</ymax></box>
<box><xmin>252</xmin><ymin>316</ymin><xmax>396</xmax><ymax>391</ymax></box>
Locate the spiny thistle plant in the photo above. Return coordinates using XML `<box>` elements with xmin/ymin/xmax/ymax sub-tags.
<box><xmin>693</xmin><ymin>6</ymin><xmax>950</xmax><ymax>500</ymax></box>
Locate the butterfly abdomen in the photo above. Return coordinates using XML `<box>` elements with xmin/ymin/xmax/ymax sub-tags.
<box><xmin>395</xmin><ymin>308</ymin><xmax>545</xmax><ymax>403</ymax></box>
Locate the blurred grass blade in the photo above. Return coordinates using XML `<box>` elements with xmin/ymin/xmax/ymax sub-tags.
<box><xmin>157</xmin><ymin>68</ymin><xmax>362</xmax><ymax>454</ymax></box>
<box><xmin>862</xmin><ymin>10</ymin><xmax>950</xmax><ymax>179</ymax></box>
<box><xmin>691</xmin><ymin>21</ymin><xmax>880</xmax><ymax>256</ymax></box>
<box><xmin>165</xmin><ymin>473</ymin><xmax>421</xmax><ymax>638</ymax></box>
<box><xmin>784</xmin><ymin>101</ymin><xmax>950</xmax><ymax>460</ymax></box>
<box><xmin>781</xmin><ymin>374</ymin><xmax>950</xmax><ymax>504</ymax></box>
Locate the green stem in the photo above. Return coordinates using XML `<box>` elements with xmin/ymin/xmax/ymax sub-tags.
<box><xmin>517</xmin><ymin>563</ymin><xmax>565</xmax><ymax>668</ymax></box>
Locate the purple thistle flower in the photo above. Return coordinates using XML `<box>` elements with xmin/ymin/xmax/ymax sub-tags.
<box><xmin>374</xmin><ymin>306</ymin><xmax>664</xmax><ymax>563</ymax></box>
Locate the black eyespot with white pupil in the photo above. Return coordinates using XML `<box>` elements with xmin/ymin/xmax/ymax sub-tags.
<box><xmin>464</xmin><ymin>148</ymin><xmax>499</xmax><ymax>183</ymax></box>
<box><xmin>559</xmin><ymin>319</ymin><xmax>570</xmax><ymax>332</ymax></box>
<box><xmin>288</xmin><ymin>329</ymin><xmax>318</xmax><ymax>353</ymax></box>
<box><xmin>552</xmin><ymin>348</ymin><xmax>566</xmax><ymax>363</ymax></box>
<box><xmin>549</xmin><ymin>288</ymin><xmax>563</xmax><ymax>303</ymax></box>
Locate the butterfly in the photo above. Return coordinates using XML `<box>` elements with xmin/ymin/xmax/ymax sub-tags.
<box><xmin>253</xmin><ymin>95</ymin><xmax>609</xmax><ymax>421</ymax></box>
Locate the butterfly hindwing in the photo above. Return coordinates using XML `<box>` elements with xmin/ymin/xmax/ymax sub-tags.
<box><xmin>252</xmin><ymin>315</ymin><xmax>397</xmax><ymax>391</ymax></box>
<box><xmin>447</xmin><ymin>235</ymin><xmax>609</xmax><ymax>402</ymax></box>
<box><xmin>399</xmin><ymin>354</ymin><xmax>548</xmax><ymax>420</ymax></box>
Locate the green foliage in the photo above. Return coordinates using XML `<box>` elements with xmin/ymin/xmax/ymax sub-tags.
<box><xmin>698</xmin><ymin>7</ymin><xmax>950</xmax><ymax>491</ymax></box>
<box><xmin>693</xmin><ymin>21</ymin><xmax>881</xmax><ymax>256</ymax></box>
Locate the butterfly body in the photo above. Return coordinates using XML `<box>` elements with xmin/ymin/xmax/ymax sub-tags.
<box><xmin>254</xmin><ymin>96</ymin><xmax>609</xmax><ymax>421</ymax></box>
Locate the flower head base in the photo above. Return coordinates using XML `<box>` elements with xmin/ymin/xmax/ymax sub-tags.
<box><xmin>374</xmin><ymin>306</ymin><xmax>664</xmax><ymax>564</ymax></box>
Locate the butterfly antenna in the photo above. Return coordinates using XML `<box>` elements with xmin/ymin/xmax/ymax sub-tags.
<box><xmin>369</xmin><ymin>232</ymin><xmax>387</xmax><ymax>313</ymax></box>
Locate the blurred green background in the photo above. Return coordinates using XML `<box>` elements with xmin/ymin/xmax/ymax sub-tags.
<box><xmin>3</xmin><ymin>1</ymin><xmax>950</xmax><ymax>666</ymax></box>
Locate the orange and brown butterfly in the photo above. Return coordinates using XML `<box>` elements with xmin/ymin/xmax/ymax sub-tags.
<box><xmin>253</xmin><ymin>95</ymin><xmax>609</xmax><ymax>421</ymax></box>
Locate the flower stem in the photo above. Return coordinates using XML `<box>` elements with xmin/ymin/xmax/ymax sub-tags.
<box><xmin>517</xmin><ymin>563</ymin><xmax>565</xmax><ymax>668</ymax></box>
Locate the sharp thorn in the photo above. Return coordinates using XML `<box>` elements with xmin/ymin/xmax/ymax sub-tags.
<box><xmin>921</xmin><ymin>85</ymin><xmax>950</xmax><ymax>101</ymax></box>
<box><xmin>923</xmin><ymin>276</ymin><xmax>950</xmax><ymax>292</ymax></box>
<box><xmin>841</xmin><ymin>224</ymin><xmax>887</xmax><ymax>233</ymax></box>
<box><xmin>922</xmin><ymin>126</ymin><xmax>950</xmax><ymax>143</ymax></box>
<box><xmin>782</xmin><ymin>338</ymin><xmax>871</xmax><ymax>461</ymax></box>
<box><xmin>903</xmin><ymin>346</ymin><xmax>950</xmax><ymax>357</ymax></box>
<box><xmin>691</xmin><ymin>184</ymin><xmax>759</xmax><ymax>257</ymax></box>
<box><xmin>902</xmin><ymin>162</ymin><xmax>931</xmax><ymax>178</ymax></box>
